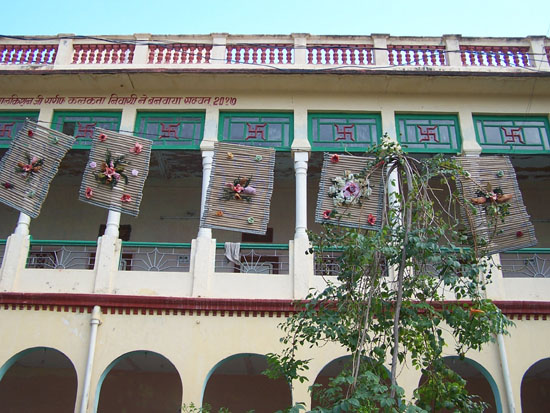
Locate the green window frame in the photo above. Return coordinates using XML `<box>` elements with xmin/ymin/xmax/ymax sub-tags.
<box><xmin>51</xmin><ymin>111</ymin><xmax>122</xmax><ymax>149</ymax></box>
<box><xmin>474</xmin><ymin>115</ymin><xmax>550</xmax><ymax>154</ymax></box>
<box><xmin>0</xmin><ymin>111</ymin><xmax>39</xmax><ymax>148</ymax></box>
<box><xmin>308</xmin><ymin>113</ymin><xmax>382</xmax><ymax>152</ymax></box>
<box><xmin>395</xmin><ymin>114</ymin><xmax>462</xmax><ymax>153</ymax></box>
<box><xmin>218</xmin><ymin>112</ymin><xmax>293</xmax><ymax>150</ymax></box>
<box><xmin>134</xmin><ymin>112</ymin><xmax>205</xmax><ymax>150</ymax></box>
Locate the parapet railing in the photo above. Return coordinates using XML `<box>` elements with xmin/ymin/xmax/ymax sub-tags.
<box><xmin>0</xmin><ymin>34</ymin><xmax>548</xmax><ymax>71</ymax></box>
<box><xmin>214</xmin><ymin>243</ymin><xmax>290</xmax><ymax>274</ymax></box>
<box><xmin>26</xmin><ymin>239</ymin><xmax>97</xmax><ymax>270</ymax></box>
<box><xmin>119</xmin><ymin>242</ymin><xmax>192</xmax><ymax>272</ymax></box>
<box><xmin>499</xmin><ymin>248</ymin><xmax>550</xmax><ymax>278</ymax></box>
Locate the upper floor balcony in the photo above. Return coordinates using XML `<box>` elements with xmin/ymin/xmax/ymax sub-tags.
<box><xmin>0</xmin><ymin>33</ymin><xmax>549</xmax><ymax>75</ymax></box>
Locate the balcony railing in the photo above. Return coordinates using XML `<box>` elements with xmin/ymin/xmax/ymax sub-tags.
<box><xmin>0</xmin><ymin>43</ymin><xmax>57</xmax><ymax>65</ymax></box>
<box><xmin>314</xmin><ymin>248</ymin><xmax>343</xmax><ymax>276</ymax></box>
<box><xmin>0</xmin><ymin>35</ymin><xmax>548</xmax><ymax>71</ymax></box>
<box><xmin>226</xmin><ymin>44</ymin><xmax>293</xmax><ymax>65</ymax></box>
<box><xmin>500</xmin><ymin>248</ymin><xmax>550</xmax><ymax>278</ymax></box>
<box><xmin>459</xmin><ymin>45</ymin><xmax>531</xmax><ymax>67</ymax></box>
<box><xmin>119</xmin><ymin>242</ymin><xmax>192</xmax><ymax>272</ymax></box>
<box><xmin>307</xmin><ymin>44</ymin><xmax>373</xmax><ymax>65</ymax></box>
<box><xmin>215</xmin><ymin>243</ymin><xmax>289</xmax><ymax>274</ymax></box>
<box><xmin>26</xmin><ymin>240</ymin><xmax>97</xmax><ymax>270</ymax></box>
<box><xmin>0</xmin><ymin>239</ymin><xmax>6</xmax><ymax>267</ymax></box>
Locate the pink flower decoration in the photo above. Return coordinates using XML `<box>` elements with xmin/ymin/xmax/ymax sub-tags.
<box><xmin>242</xmin><ymin>186</ymin><xmax>256</xmax><ymax>195</ymax></box>
<box><xmin>330</xmin><ymin>154</ymin><xmax>339</xmax><ymax>163</ymax></box>
<box><xmin>98</xmin><ymin>133</ymin><xmax>107</xmax><ymax>142</ymax></box>
<box><xmin>323</xmin><ymin>209</ymin><xmax>332</xmax><ymax>219</ymax></box>
<box><xmin>89</xmin><ymin>161</ymin><xmax>97</xmax><ymax>169</ymax></box>
<box><xmin>130</xmin><ymin>143</ymin><xmax>143</xmax><ymax>154</ymax></box>
<box><xmin>233</xmin><ymin>184</ymin><xmax>243</xmax><ymax>193</ymax></box>
<box><xmin>367</xmin><ymin>214</ymin><xmax>376</xmax><ymax>226</ymax></box>
<box><xmin>104</xmin><ymin>163</ymin><xmax>120</xmax><ymax>181</ymax></box>
<box><xmin>131</xmin><ymin>169</ymin><xmax>139</xmax><ymax>177</ymax></box>
<box><xmin>120</xmin><ymin>194</ymin><xmax>132</xmax><ymax>203</ymax></box>
<box><xmin>85</xmin><ymin>187</ymin><xmax>93</xmax><ymax>199</ymax></box>
<box><xmin>343</xmin><ymin>181</ymin><xmax>360</xmax><ymax>198</ymax></box>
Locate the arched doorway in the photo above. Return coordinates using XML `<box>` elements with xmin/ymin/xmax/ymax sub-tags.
<box><xmin>311</xmin><ymin>355</ymin><xmax>391</xmax><ymax>408</ymax></box>
<box><xmin>418</xmin><ymin>357</ymin><xmax>501</xmax><ymax>413</ymax></box>
<box><xmin>521</xmin><ymin>358</ymin><xmax>550</xmax><ymax>412</ymax></box>
<box><xmin>95</xmin><ymin>350</ymin><xmax>182</xmax><ymax>413</ymax></box>
<box><xmin>0</xmin><ymin>347</ymin><xmax>77</xmax><ymax>413</ymax></box>
<box><xmin>203</xmin><ymin>353</ymin><xmax>292</xmax><ymax>413</ymax></box>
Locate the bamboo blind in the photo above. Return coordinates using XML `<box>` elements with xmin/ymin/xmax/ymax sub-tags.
<box><xmin>456</xmin><ymin>156</ymin><xmax>536</xmax><ymax>255</ymax></box>
<box><xmin>79</xmin><ymin>128</ymin><xmax>152</xmax><ymax>217</ymax></box>
<box><xmin>316</xmin><ymin>153</ymin><xmax>384</xmax><ymax>231</ymax></box>
<box><xmin>201</xmin><ymin>142</ymin><xmax>275</xmax><ymax>235</ymax></box>
<box><xmin>0</xmin><ymin>119</ymin><xmax>75</xmax><ymax>218</ymax></box>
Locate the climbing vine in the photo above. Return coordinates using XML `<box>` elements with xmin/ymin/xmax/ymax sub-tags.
<box><xmin>265</xmin><ymin>137</ymin><xmax>513</xmax><ymax>412</ymax></box>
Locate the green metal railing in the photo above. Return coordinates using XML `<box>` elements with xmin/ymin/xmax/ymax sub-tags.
<box><xmin>215</xmin><ymin>243</ymin><xmax>289</xmax><ymax>274</ymax></box>
<box><xmin>499</xmin><ymin>248</ymin><xmax>550</xmax><ymax>278</ymax></box>
<box><xmin>26</xmin><ymin>239</ymin><xmax>98</xmax><ymax>269</ymax></box>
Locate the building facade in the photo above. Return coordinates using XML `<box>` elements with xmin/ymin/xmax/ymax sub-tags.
<box><xmin>0</xmin><ymin>33</ymin><xmax>549</xmax><ymax>412</ymax></box>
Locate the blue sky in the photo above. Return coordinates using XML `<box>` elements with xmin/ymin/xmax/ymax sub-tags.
<box><xmin>3</xmin><ymin>0</ymin><xmax>550</xmax><ymax>37</ymax></box>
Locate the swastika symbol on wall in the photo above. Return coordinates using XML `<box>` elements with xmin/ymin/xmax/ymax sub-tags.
<box><xmin>246</xmin><ymin>123</ymin><xmax>267</xmax><ymax>140</ymax></box>
<box><xmin>75</xmin><ymin>123</ymin><xmax>96</xmax><ymax>139</ymax></box>
<box><xmin>417</xmin><ymin>125</ymin><xmax>439</xmax><ymax>142</ymax></box>
<box><xmin>160</xmin><ymin>123</ymin><xmax>181</xmax><ymax>139</ymax></box>
<box><xmin>334</xmin><ymin>124</ymin><xmax>355</xmax><ymax>141</ymax></box>
<box><xmin>501</xmin><ymin>127</ymin><xmax>524</xmax><ymax>144</ymax></box>
<box><xmin>0</xmin><ymin>122</ymin><xmax>15</xmax><ymax>138</ymax></box>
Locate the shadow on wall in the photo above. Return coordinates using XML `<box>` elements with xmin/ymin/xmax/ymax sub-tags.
<box><xmin>95</xmin><ymin>350</ymin><xmax>182</xmax><ymax>413</ymax></box>
<box><xmin>203</xmin><ymin>353</ymin><xmax>292</xmax><ymax>413</ymax></box>
<box><xmin>0</xmin><ymin>347</ymin><xmax>78</xmax><ymax>413</ymax></box>
<box><xmin>521</xmin><ymin>358</ymin><xmax>550</xmax><ymax>413</ymax></box>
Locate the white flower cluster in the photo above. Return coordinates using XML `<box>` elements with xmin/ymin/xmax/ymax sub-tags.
<box><xmin>328</xmin><ymin>172</ymin><xmax>372</xmax><ymax>207</ymax></box>
<box><xmin>381</xmin><ymin>135</ymin><xmax>402</xmax><ymax>153</ymax></box>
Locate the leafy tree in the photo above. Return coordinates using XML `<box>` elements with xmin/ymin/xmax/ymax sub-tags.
<box><xmin>265</xmin><ymin>137</ymin><xmax>513</xmax><ymax>412</ymax></box>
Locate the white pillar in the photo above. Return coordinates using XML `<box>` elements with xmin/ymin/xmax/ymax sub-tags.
<box><xmin>292</xmin><ymin>33</ymin><xmax>309</xmax><ymax>66</ymax></box>
<box><xmin>210</xmin><ymin>33</ymin><xmax>228</xmax><ymax>65</ymax></box>
<box><xmin>527</xmin><ymin>36</ymin><xmax>550</xmax><ymax>70</ymax></box>
<box><xmin>294</xmin><ymin>151</ymin><xmax>308</xmax><ymax>239</ymax></box>
<box><xmin>372</xmin><ymin>34</ymin><xmax>389</xmax><ymax>66</ymax></box>
<box><xmin>53</xmin><ymin>34</ymin><xmax>75</xmax><ymax>67</ymax></box>
<box><xmin>458</xmin><ymin>110</ymin><xmax>483</xmax><ymax>156</ymax></box>
<box><xmin>132</xmin><ymin>33</ymin><xmax>152</xmax><ymax>64</ymax></box>
<box><xmin>14</xmin><ymin>213</ymin><xmax>31</xmax><ymax>236</ymax></box>
<box><xmin>443</xmin><ymin>35</ymin><xmax>463</xmax><ymax>68</ymax></box>
<box><xmin>104</xmin><ymin>210</ymin><xmax>121</xmax><ymax>237</ymax></box>
<box><xmin>197</xmin><ymin>150</ymin><xmax>214</xmax><ymax>239</ymax></box>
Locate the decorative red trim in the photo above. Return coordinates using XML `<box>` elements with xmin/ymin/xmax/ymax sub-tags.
<box><xmin>1</xmin><ymin>293</ymin><xmax>550</xmax><ymax>318</ymax></box>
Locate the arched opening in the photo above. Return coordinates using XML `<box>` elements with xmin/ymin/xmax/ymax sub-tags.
<box><xmin>418</xmin><ymin>357</ymin><xmax>501</xmax><ymax>413</ymax></box>
<box><xmin>95</xmin><ymin>350</ymin><xmax>182</xmax><ymax>413</ymax></box>
<box><xmin>0</xmin><ymin>347</ymin><xmax>77</xmax><ymax>413</ymax></box>
<box><xmin>521</xmin><ymin>358</ymin><xmax>550</xmax><ymax>412</ymax></box>
<box><xmin>311</xmin><ymin>355</ymin><xmax>391</xmax><ymax>408</ymax></box>
<box><xmin>202</xmin><ymin>353</ymin><xmax>292</xmax><ymax>413</ymax></box>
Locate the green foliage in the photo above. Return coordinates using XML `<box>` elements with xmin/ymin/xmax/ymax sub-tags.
<box><xmin>266</xmin><ymin>136</ymin><xmax>513</xmax><ymax>412</ymax></box>
<box><xmin>181</xmin><ymin>403</ymin><xmax>231</xmax><ymax>413</ymax></box>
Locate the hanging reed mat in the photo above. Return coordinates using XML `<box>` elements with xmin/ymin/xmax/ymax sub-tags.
<box><xmin>0</xmin><ymin>119</ymin><xmax>75</xmax><ymax>218</ymax></box>
<box><xmin>455</xmin><ymin>156</ymin><xmax>536</xmax><ymax>255</ymax></box>
<box><xmin>316</xmin><ymin>153</ymin><xmax>384</xmax><ymax>231</ymax></box>
<box><xmin>201</xmin><ymin>142</ymin><xmax>275</xmax><ymax>235</ymax></box>
<box><xmin>79</xmin><ymin>128</ymin><xmax>152</xmax><ymax>217</ymax></box>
